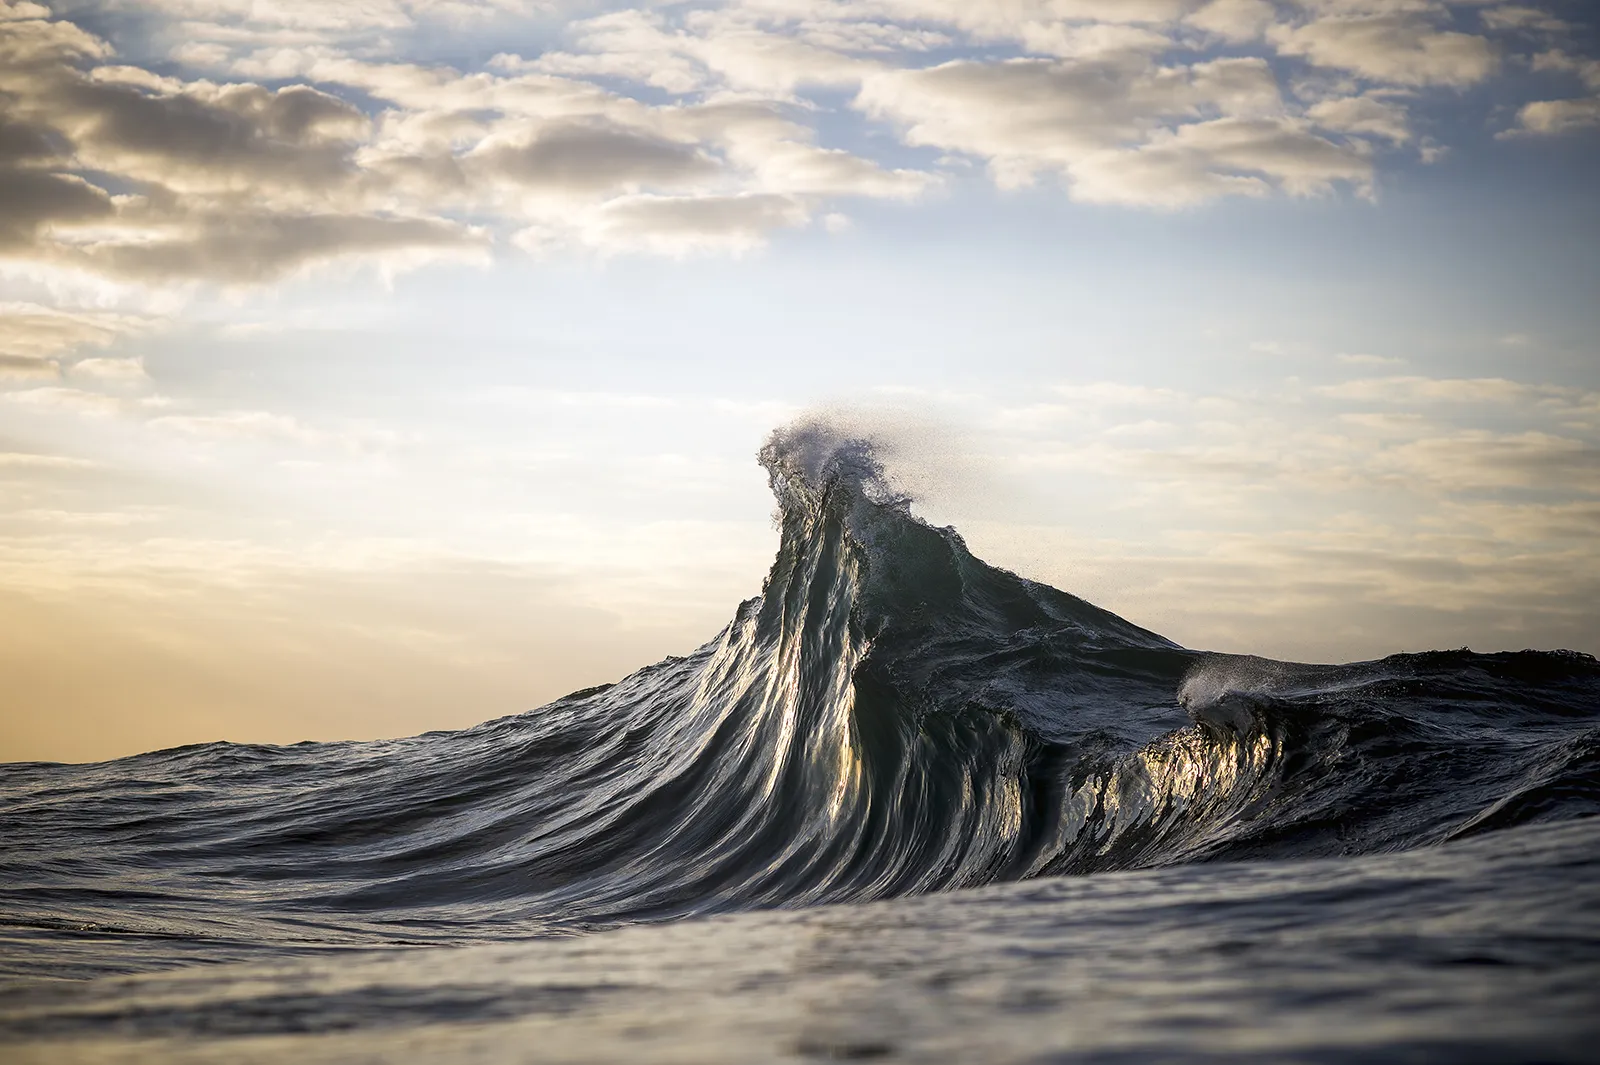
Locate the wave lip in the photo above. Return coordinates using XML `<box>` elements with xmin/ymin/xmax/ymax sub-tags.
<box><xmin>2</xmin><ymin>425</ymin><xmax>1598</xmax><ymax>977</ymax></box>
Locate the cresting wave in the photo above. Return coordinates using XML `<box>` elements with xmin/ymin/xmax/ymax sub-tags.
<box><xmin>2</xmin><ymin>423</ymin><xmax>1598</xmax><ymax>978</ymax></box>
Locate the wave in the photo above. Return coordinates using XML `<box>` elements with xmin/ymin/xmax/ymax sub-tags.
<box><xmin>2</xmin><ymin>421</ymin><xmax>1598</xmax><ymax>974</ymax></box>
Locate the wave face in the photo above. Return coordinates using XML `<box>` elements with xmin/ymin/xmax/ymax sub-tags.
<box><xmin>3</xmin><ymin>425</ymin><xmax>1598</xmax><ymax>978</ymax></box>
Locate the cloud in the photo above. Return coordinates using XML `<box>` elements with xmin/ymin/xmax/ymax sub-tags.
<box><xmin>923</xmin><ymin>362</ymin><xmax>1600</xmax><ymax>658</ymax></box>
<box><xmin>69</xmin><ymin>356</ymin><xmax>150</xmax><ymax>382</ymax></box>
<box><xmin>1531</xmin><ymin>50</ymin><xmax>1600</xmax><ymax>91</ymax></box>
<box><xmin>1336</xmin><ymin>352</ymin><xmax>1408</xmax><ymax>366</ymax></box>
<box><xmin>128</xmin><ymin>0</ymin><xmax>417</xmax><ymax>36</ymax></box>
<box><xmin>1271</xmin><ymin>13</ymin><xmax>1499</xmax><ymax>87</ymax></box>
<box><xmin>0</xmin><ymin>5</ymin><xmax>949</xmax><ymax>282</ymax></box>
<box><xmin>1514</xmin><ymin>96</ymin><xmax>1600</xmax><ymax>135</ymax></box>
<box><xmin>570</xmin><ymin>192</ymin><xmax>813</xmax><ymax>254</ymax></box>
<box><xmin>0</xmin><ymin>302</ymin><xmax>153</xmax><ymax>382</ymax></box>
<box><xmin>0</xmin><ymin>11</ymin><xmax>489</xmax><ymax>283</ymax></box>
<box><xmin>1306</xmin><ymin>92</ymin><xmax>1412</xmax><ymax>142</ymax></box>
<box><xmin>0</xmin><ymin>1</ymin><xmax>51</xmax><ymax>20</ymax></box>
<box><xmin>0</xmin><ymin>450</ymin><xmax>95</xmax><ymax>470</ymax></box>
<box><xmin>1070</xmin><ymin>116</ymin><xmax>1374</xmax><ymax>205</ymax></box>
<box><xmin>534</xmin><ymin>8</ymin><xmax>882</xmax><ymax>96</ymax></box>
<box><xmin>2</xmin><ymin>385</ymin><xmax>131</xmax><ymax>416</ymax></box>
<box><xmin>868</xmin><ymin>0</ymin><xmax>1196</xmax><ymax>37</ymax></box>
<box><xmin>1385</xmin><ymin>431</ymin><xmax>1600</xmax><ymax>493</ymax></box>
<box><xmin>1509</xmin><ymin>47</ymin><xmax>1600</xmax><ymax>135</ymax></box>
<box><xmin>673</xmin><ymin>99</ymin><xmax>933</xmax><ymax>199</ymax></box>
<box><xmin>149</xmin><ymin>410</ymin><xmax>323</xmax><ymax>443</ymax></box>
<box><xmin>857</xmin><ymin>47</ymin><xmax>1381</xmax><ymax>207</ymax></box>
<box><xmin>997</xmin><ymin>368</ymin><xmax>1600</xmax><ymax>507</ymax></box>
<box><xmin>1443</xmin><ymin>498</ymin><xmax>1600</xmax><ymax>544</ymax></box>
<box><xmin>0</xmin><ymin>166</ymin><xmax>116</xmax><ymax>253</ymax></box>
<box><xmin>470</xmin><ymin>119</ymin><xmax>720</xmax><ymax>196</ymax></box>
<box><xmin>1479</xmin><ymin>5</ymin><xmax>1571</xmax><ymax>35</ymax></box>
<box><xmin>857</xmin><ymin>54</ymin><xmax>1316</xmax><ymax>200</ymax></box>
<box><xmin>0</xmin><ymin>0</ymin><xmax>1591</xmax><ymax>282</ymax></box>
<box><xmin>0</xmin><ymin>355</ymin><xmax>59</xmax><ymax>381</ymax></box>
<box><xmin>88</xmin><ymin>211</ymin><xmax>489</xmax><ymax>283</ymax></box>
<box><xmin>1052</xmin><ymin>381</ymin><xmax>1192</xmax><ymax>408</ymax></box>
<box><xmin>1186</xmin><ymin>0</ymin><xmax>1278</xmax><ymax>42</ymax></box>
<box><xmin>1317</xmin><ymin>374</ymin><xmax>1575</xmax><ymax>404</ymax></box>
<box><xmin>108</xmin><ymin>0</ymin><xmax>536</xmax><ymax>43</ymax></box>
<box><xmin>0</xmin><ymin>5</ymin><xmax>107</xmax><ymax>65</ymax></box>
<box><xmin>55</xmin><ymin>78</ymin><xmax>370</xmax><ymax>195</ymax></box>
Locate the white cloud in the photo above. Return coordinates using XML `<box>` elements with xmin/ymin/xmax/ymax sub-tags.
<box><xmin>70</xmin><ymin>356</ymin><xmax>150</xmax><ymax>382</ymax></box>
<box><xmin>1510</xmin><ymin>47</ymin><xmax>1600</xmax><ymax>135</ymax></box>
<box><xmin>1532</xmin><ymin>49</ymin><xmax>1600</xmax><ymax>91</ymax></box>
<box><xmin>1480</xmin><ymin>5</ymin><xmax>1571</xmax><ymax>35</ymax></box>
<box><xmin>857</xmin><ymin>54</ymin><xmax>1310</xmax><ymax>200</ymax></box>
<box><xmin>1307</xmin><ymin>92</ymin><xmax>1411</xmax><ymax>142</ymax></box>
<box><xmin>150</xmin><ymin>410</ymin><xmax>323</xmax><ymax>442</ymax></box>
<box><xmin>113</xmin><ymin>0</ymin><xmax>535</xmax><ymax>41</ymax></box>
<box><xmin>0</xmin><ymin>450</ymin><xmax>95</xmax><ymax>469</ymax></box>
<box><xmin>1070</xmin><ymin>116</ymin><xmax>1373</xmax><ymax>205</ymax></box>
<box><xmin>0</xmin><ymin>2</ymin><xmax>52</xmax><ymax>21</ymax></box>
<box><xmin>0</xmin><ymin>303</ymin><xmax>155</xmax><ymax>384</ymax></box>
<box><xmin>3</xmin><ymin>385</ymin><xmax>132</xmax><ymax>416</ymax></box>
<box><xmin>1011</xmin><ymin>20</ymin><xmax>1176</xmax><ymax>59</ymax></box>
<box><xmin>1317</xmin><ymin>375</ymin><xmax>1581</xmax><ymax>404</ymax></box>
<box><xmin>7</xmin><ymin>507</ymin><xmax>159</xmax><ymax>526</ymax></box>
<box><xmin>0</xmin><ymin>0</ymin><xmax>1589</xmax><ymax>281</ymax></box>
<box><xmin>0</xmin><ymin>5</ymin><xmax>953</xmax><ymax>281</ymax></box>
<box><xmin>1271</xmin><ymin>14</ymin><xmax>1499</xmax><ymax>87</ymax></box>
<box><xmin>573</xmin><ymin>192</ymin><xmax>813</xmax><ymax>254</ymax></box>
<box><xmin>866</xmin><ymin>0</ymin><xmax>1197</xmax><ymax>35</ymax></box>
<box><xmin>927</xmin><ymin>361</ymin><xmax>1600</xmax><ymax>657</ymax></box>
<box><xmin>1000</xmin><ymin>369</ymin><xmax>1600</xmax><ymax>506</ymax></box>
<box><xmin>1336</xmin><ymin>352</ymin><xmax>1408</xmax><ymax>366</ymax></box>
<box><xmin>1514</xmin><ymin>96</ymin><xmax>1600</xmax><ymax>135</ymax></box>
<box><xmin>0</xmin><ymin>11</ymin><xmax>493</xmax><ymax>283</ymax></box>
<box><xmin>1384</xmin><ymin>430</ymin><xmax>1600</xmax><ymax>493</ymax></box>
<box><xmin>1185</xmin><ymin>0</ymin><xmax>1277</xmax><ymax>42</ymax></box>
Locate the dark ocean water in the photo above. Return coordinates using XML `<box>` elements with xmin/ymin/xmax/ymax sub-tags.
<box><xmin>3</xmin><ymin>424</ymin><xmax>1599</xmax><ymax>1062</ymax></box>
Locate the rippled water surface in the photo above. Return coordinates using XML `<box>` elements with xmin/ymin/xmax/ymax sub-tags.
<box><xmin>5</xmin><ymin>818</ymin><xmax>1598</xmax><ymax>1064</ymax></box>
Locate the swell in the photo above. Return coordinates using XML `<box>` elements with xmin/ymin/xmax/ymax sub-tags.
<box><xmin>1</xmin><ymin>425</ymin><xmax>1597</xmax><ymax>974</ymax></box>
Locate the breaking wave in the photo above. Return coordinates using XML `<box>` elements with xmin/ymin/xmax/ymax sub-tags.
<box><xmin>2</xmin><ymin>421</ymin><xmax>1597</xmax><ymax>976</ymax></box>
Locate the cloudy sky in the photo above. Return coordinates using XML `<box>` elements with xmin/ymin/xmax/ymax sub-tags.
<box><xmin>2</xmin><ymin>0</ymin><xmax>1596</xmax><ymax>762</ymax></box>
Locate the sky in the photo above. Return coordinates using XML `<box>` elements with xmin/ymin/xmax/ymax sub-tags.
<box><xmin>1</xmin><ymin>0</ymin><xmax>1597</xmax><ymax>763</ymax></box>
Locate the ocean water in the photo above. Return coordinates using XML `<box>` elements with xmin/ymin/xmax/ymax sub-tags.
<box><xmin>3</xmin><ymin>425</ymin><xmax>1598</xmax><ymax>1063</ymax></box>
